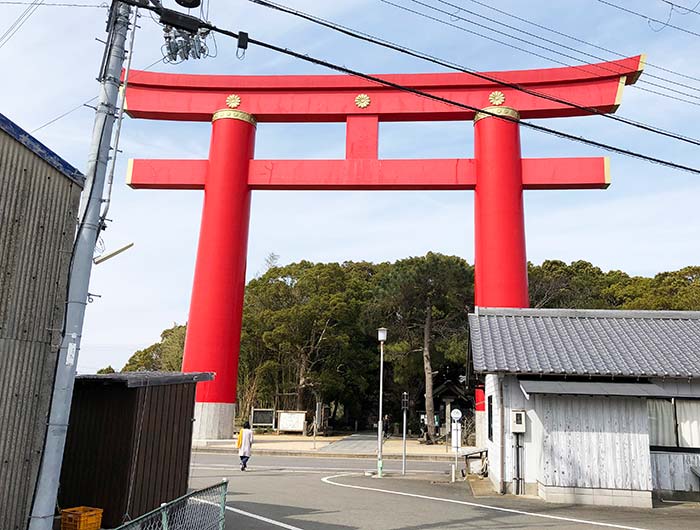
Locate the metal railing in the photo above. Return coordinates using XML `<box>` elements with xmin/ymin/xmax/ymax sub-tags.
<box><xmin>116</xmin><ymin>480</ymin><xmax>228</xmax><ymax>530</ymax></box>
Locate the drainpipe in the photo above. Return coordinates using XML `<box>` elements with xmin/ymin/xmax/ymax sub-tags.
<box><xmin>499</xmin><ymin>376</ymin><xmax>506</xmax><ymax>495</ymax></box>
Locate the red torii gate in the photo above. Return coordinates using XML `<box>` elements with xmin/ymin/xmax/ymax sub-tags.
<box><xmin>124</xmin><ymin>55</ymin><xmax>644</xmax><ymax>438</ymax></box>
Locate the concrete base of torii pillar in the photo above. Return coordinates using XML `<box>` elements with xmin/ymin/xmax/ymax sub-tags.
<box><xmin>192</xmin><ymin>402</ymin><xmax>237</xmax><ymax>440</ymax></box>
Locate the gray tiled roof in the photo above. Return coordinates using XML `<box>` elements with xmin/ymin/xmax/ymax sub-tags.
<box><xmin>469</xmin><ymin>308</ymin><xmax>700</xmax><ymax>378</ymax></box>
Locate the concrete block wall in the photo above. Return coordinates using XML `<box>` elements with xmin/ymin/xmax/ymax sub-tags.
<box><xmin>539</xmin><ymin>484</ymin><xmax>652</xmax><ymax>508</ymax></box>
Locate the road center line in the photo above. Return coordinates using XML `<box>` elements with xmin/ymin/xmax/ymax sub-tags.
<box><xmin>225</xmin><ymin>506</ymin><xmax>307</xmax><ymax>530</ymax></box>
<box><xmin>321</xmin><ymin>473</ymin><xmax>649</xmax><ymax>530</ymax></box>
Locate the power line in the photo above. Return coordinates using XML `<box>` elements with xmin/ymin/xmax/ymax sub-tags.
<box><xmin>118</xmin><ymin>0</ymin><xmax>700</xmax><ymax>175</ymax></box>
<box><xmin>598</xmin><ymin>0</ymin><xmax>700</xmax><ymax>38</ymax></box>
<box><xmin>377</xmin><ymin>0</ymin><xmax>700</xmax><ymax>108</ymax></box>
<box><xmin>0</xmin><ymin>0</ymin><xmax>45</xmax><ymax>51</ymax></box>
<box><xmin>209</xmin><ymin>36</ymin><xmax>700</xmax><ymax>174</ymax></box>
<box><xmin>31</xmin><ymin>57</ymin><xmax>164</xmax><ymax>133</ymax></box>
<box><xmin>434</xmin><ymin>0</ymin><xmax>700</xmax><ymax>95</ymax></box>
<box><xmin>31</xmin><ymin>97</ymin><xmax>97</xmax><ymax>133</ymax></box>
<box><xmin>249</xmin><ymin>0</ymin><xmax>700</xmax><ymax>147</ymax></box>
<box><xmin>463</xmin><ymin>0</ymin><xmax>700</xmax><ymax>85</ymax></box>
<box><xmin>0</xmin><ymin>1</ymin><xmax>105</xmax><ymax>6</ymax></box>
<box><xmin>661</xmin><ymin>0</ymin><xmax>700</xmax><ymax>16</ymax></box>
<box><xmin>395</xmin><ymin>0</ymin><xmax>700</xmax><ymax>105</ymax></box>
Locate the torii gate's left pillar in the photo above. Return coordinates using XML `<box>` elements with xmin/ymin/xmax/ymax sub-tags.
<box><xmin>183</xmin><ymin>109</ymin><xmax>256</xmax><ymax>440</ymax></box>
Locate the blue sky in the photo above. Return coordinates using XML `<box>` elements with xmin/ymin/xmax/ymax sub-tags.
<box><xmin>1</xmin><ymin>0</ymin><xmax>699</xmax><ymax>372</ymax></box>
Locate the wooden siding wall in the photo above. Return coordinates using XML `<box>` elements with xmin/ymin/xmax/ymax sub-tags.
<box><xmin>539</xmin><ymin>395</ymin><xmax>652</xmax><ymax>490</ymax></box>
<box><xmin>0</xmin><ymin>131</ymin><xmax>81</xmax><ymax>530</ymax></box>
<box><xmin>651</xmin><ymin>452</ymin><xmax>700</xmax><ymax>492</ymax></box>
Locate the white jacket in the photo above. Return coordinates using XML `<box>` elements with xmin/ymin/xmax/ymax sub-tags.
<box><xmin>238</xmin><ymin>428</ymin><xmax>254</xmax><ymax>457</ymax></box>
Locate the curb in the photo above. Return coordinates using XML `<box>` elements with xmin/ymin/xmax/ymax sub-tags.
<box><xmin>193</xmin><ymin>447</ymin><xmax>459</xmax><ymax>462</ymax></box>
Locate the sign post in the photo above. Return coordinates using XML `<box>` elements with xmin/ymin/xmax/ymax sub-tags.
<box><xmin>401</xmin><ymin>392</ymin><xmax>409</xmax><ymax>475</ymax></box>
<box><xmin>313</xmin><ymin>401</ymin><xmax>322</xmax><ymax>449</ymax></box>
<box><xmin>450</xmin><ymin>409</ymin><xmax>462</xmax><ymax>482</ymax></box>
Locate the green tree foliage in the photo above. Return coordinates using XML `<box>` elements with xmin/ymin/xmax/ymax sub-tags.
<box><xmin>121</xmin><ymin>324</ymin><xmax>186</xmax><ymax>372</ymax></box>
<box><xmin>376</xmin><ymin>253</ymin><xmax>473</xmax><ymax>439</ymax></box>
<box><xmin>120</xmin><ymin>257</ymin><xmax>700</xmax><ymax>426</ymax></box>
<box><xmin>97</xmin><ymin>365</ymin><xmax>116</xmax><ymax>374</ymax></box>
<box><xmin>238</xmin><ymin>260</ymin><xmax>380</xmax><ymax>424</ymax></box>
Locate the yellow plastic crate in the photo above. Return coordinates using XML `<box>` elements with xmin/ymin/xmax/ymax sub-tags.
<box><xmin>61</xmin><ymin>506</ymin><xmax>103</xmax><ymax>530</ymax></box>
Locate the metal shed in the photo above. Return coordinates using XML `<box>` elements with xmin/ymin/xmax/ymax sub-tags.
<box><xmin>0</xmin><ymin>112</ymin><xmax>84</xmax><ymax>530</ymax></box>
<box><xmin>59</xmin><ymin>372</ymin><xmax>213</xmax><ymax>529</ymax></box>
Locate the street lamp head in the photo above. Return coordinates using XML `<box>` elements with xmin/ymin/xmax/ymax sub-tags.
<box><xmin>377</xmin><ymin>327</ymin><xmax>388</xmax><ymax>342</ymax></box>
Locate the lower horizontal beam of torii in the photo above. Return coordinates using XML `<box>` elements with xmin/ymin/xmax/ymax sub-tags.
<box><xmin>126</xmin><ymin>157</ymin><xmax>609</xmax><ymax>191</ymax></box>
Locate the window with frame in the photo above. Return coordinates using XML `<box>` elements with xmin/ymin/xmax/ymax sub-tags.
<box><xmin>487</xmin><ymin>395</ymin><xmax>493</xmax><ymax>442</ymax></box>
<box><xmin>648</xmin><ymin>398</ymin><xmax>700</xmax><ymax>451</ymax></box>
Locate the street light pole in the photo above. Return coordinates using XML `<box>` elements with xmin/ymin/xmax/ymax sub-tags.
<box><xmin>377</xmin><ymin>327</ymin><xmax>387</xmax><ymax>478</ymax></box>
<box><xmin>401</xmin><ymin>391</ymin><xmax>408</xmax><ymax>475</ymax></box>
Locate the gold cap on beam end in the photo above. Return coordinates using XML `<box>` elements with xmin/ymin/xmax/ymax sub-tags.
<box><xmin>212</xmin><ymin>109</ymin><xmax>257</xmax><ymax>127</ymax></box>
<box><xmin>474</xmin><ymin>106</ymin><xmax>520</xmax><ymax>124</ymax></box>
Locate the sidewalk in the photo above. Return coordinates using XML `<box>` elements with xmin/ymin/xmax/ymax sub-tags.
<box><xmin>193</xmin><ymin>432</ymin><xmax>473</xmax><ymax>461</ymax></box>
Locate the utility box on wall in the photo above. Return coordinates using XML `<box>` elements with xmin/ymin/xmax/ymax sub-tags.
<box><xmin>59</xmin><ymin>372</ymin><xmax>213</xmax><ymax>528</ymax></box>
<box><xmin>511</xmin><ymin>409</ymin><xmax>527</xmax><ymax>434</ymax></box>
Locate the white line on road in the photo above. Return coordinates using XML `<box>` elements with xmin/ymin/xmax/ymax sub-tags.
<box><xmin>321</xmin><ymin>474</ymin><xmax>650</xmax><ymax>530</ymax></box>
<box><xmin>225</xmin><ymin>506</ymin><xmax>306</xmax><ymax>530</ymax></box>
<box><xmin>191</xmin><ymin>463</ymin><xmax>441</xmax><ymax>474</ymax></box>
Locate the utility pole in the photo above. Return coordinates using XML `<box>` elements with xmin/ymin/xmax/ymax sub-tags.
<box><xmin>28</xmin><ymin>3</ymin><xmax>132</xmax><ymax>529</ymax></box>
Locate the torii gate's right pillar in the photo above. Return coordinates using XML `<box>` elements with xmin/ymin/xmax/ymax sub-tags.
<box><xmin>474</xmin><ymin>106</ymin><xmax>529</xmax><ymax>308</ymax></box>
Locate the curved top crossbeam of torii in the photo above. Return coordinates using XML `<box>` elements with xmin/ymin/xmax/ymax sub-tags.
<box><xmin>125</xmin><ymin>55</ymin><xmax>643</xmax><ymax>122</ymax></box>
<box><xmin>124</xmin><ymin>55</ymin><xmax>643</xmax><ymax>192</ymax></box>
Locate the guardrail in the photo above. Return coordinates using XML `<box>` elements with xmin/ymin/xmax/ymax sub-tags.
<box><xmin>116</xmin><ymin>479</ymin><xmax>227</xmax><ymax>530</ymax></box>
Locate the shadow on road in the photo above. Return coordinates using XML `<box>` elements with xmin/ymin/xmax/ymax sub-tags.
<box><xmin>227</xmin><ymin>499</ymin><xmax>359</xmax><ymax>530</ymax></box>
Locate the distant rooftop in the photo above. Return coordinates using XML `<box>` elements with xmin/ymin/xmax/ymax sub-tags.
<box><xmin>0</xmin><ymin>112</ymin><xmax>84</xmax><ymax>186</ymax></box>
<box><xmin>469</xmin><ymin>307</ymin><xmax>700</xmax><ymax>378</ymax></box>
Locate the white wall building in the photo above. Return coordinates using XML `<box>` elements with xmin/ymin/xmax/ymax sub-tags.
<box><xmin>469</xmin><ymin>308</ymin><xmax>700</xmax><ymax>508</ymax></box>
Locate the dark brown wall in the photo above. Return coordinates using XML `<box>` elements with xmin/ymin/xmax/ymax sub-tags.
<box><xmin>129</xmin><ymin>383</ymin><xmax>196</xmax><ymax>519</ymax></box>
<box><xmin>60</xmin><ymin>381</ymin><xmax>196</xmax><ymax>528</ymax></box>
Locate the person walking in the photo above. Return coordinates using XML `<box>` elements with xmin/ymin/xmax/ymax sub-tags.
<box><xmin>237</xmin><ymin>421</ymin><xmax>254</xmax><ymax>471</ymax></box>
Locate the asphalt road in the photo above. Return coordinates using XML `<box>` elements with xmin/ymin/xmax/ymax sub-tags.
<box><xmin>189</xmin><ymin>453</ymin><xmax>700</xmax><ymax>530</ymax></box>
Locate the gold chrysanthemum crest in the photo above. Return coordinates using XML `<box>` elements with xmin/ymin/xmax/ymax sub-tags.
<box><xmin>488</xmin><ymin>91</ymin><xmax>505</xmax><ymax>106</ymax></box>
<box><xmin>226</xmin><ymin>94</ymin><xmax>241</xmax><ymax>108</ymax></box>
<box><xmin>355</xmin><ymin>93</ymin><xmax>371</xmax><ymax>109</ymax></box>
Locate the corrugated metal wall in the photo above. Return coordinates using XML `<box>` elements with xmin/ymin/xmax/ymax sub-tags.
<box><xmin>0</xmin><ymin>130</ymin><xmax>81</xmax><ymax>530</ymax></box>
<box><xmin>539</xmin><ymin>395</ymin><xmax>653</xmax><ymax>490</ymax></box>
<box><xmin>60</xmin><ymin>381</ymin><xmax>196</xmax><ymax>528</ymax></box>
